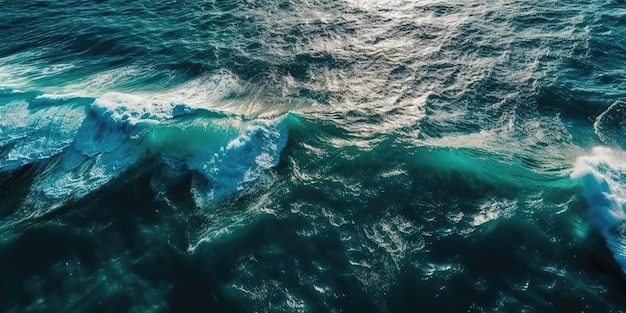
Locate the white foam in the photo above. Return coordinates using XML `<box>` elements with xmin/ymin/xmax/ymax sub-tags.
<box><xmin>92</xmin><ymin>92</ymin><xmax>166</xmax><ymax>124</ymax></box>
<box><xmin>0</xmin><ymin>99</ymin><xmax>87</xmax><ymax>171</ymax></box>
<box><xmin>471</xmin><ymin>199</ymin><xmax>517</xmax><ymax>227</ymax></box>
<box><xmin>572</xmin><ymin>147</ymin><xmax>626</xmax><ymax>272</ymax></box>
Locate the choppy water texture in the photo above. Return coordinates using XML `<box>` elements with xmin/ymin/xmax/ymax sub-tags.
<box><xmin>1</xmin><ymin>0</ymin><xmax>626</xmax><ymax>312</ymax></box>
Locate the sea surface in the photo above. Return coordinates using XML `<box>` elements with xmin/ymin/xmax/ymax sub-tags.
<box><xmin>1</xmin><ymin>0</ymin><xmax>626</xmax><ymax>312</ymax></box>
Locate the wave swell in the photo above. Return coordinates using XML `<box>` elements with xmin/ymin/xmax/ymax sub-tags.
<box><xmin>0</xmin><ymin>88</ymin><xmax>290</xmax><ymax>215</ymax></box>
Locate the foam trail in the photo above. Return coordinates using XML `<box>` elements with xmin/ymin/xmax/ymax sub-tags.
<box><xmin>594</xmin><ymin>101</ymin><xmax>626</xmax><ymax>149</ymax></box>
<box><xmin>572</xmin><ymin>147</ymin><xmax>626</xmax><ymax>273</ymax></box>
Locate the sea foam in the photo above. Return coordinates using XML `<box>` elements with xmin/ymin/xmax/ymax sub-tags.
<box><xmin>572</xmin><ymin>147</ymin><xmax>626</xmax><ymax>273</ymax></box>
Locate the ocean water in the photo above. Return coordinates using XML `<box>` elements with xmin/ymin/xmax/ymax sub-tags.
<box><xmin>1</xmin><ymin>0</ymin><xmax>626</xmax><ymax>311</ymax></box>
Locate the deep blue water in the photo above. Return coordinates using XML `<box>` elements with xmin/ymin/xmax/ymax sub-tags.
<box><xmin>1</xmin><ymin>0</ymin><xmax>626</xmax><ymax>312</ymax></box>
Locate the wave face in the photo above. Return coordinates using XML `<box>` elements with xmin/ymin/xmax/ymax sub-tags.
<box><xmin>1</xmin><ymin>0</ymin><xmax>626</xmax><ymax>312</ymax></box>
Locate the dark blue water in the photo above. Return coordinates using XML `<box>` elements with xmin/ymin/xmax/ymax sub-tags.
<box><xmin>1</xmin><ymin>0</ymin><xmax>626</xmax><ymax>311</ymax></box>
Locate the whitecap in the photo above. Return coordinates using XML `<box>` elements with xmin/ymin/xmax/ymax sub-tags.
<box><xmin>571</xmin><ymin>146</ymin><xmax>626</xmax><ymax>273</ymax></box>
<box><xmin>0</xmin><ymin>86</ymin><xmax>292</xmax><ymax>216</ymax></box>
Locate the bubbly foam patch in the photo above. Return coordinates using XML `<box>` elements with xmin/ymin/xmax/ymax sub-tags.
<box><xmin>572</xmin><ymin>147</ymin><xmax>626</xmax><ymax>272</ymax></box>
<box><xmin>0</xmin><ymin>97</ymin><xmax>88</xmax><ymax>171</ymax></box>
<box><xmin>195</xmin><ymin>119</ymin><xmax>288</xmax><ymax>202</ymax></box>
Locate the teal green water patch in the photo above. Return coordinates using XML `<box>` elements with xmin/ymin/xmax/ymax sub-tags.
<box><xmin>409</xmin><ymin>147</ymin><xmax>576</xmax><ymax>191</ymax></box>
<box><xmin>140</xmin><ymin>113</ymin><xmax>243</xmax><ymax>157</ymax></box>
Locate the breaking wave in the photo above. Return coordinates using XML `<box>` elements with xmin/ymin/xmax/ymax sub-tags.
<box><xmin>0</xmin><ymin>83</ymin><xmax>292</xmax><ymax>216</ymax></box>
<box><xmin>573</xmin><ymin>147</ymin><xmax>626</xmax><ymax>273</ymax></box>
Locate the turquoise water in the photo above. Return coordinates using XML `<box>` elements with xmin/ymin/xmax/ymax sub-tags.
<box><xmin>1</xmin><ymin>0</ymin><xmax>626</xmax><ymax>311</ymax></box>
